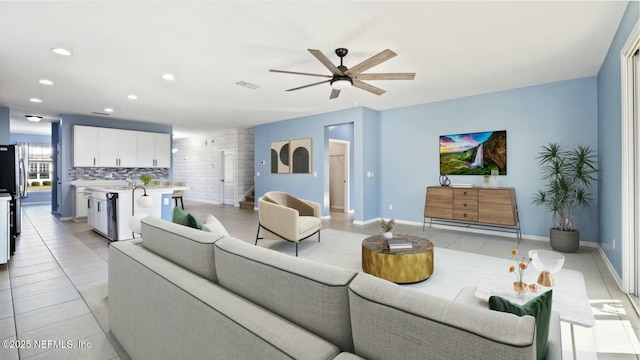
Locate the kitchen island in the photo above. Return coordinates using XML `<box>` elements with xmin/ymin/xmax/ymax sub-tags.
<box><xmin>84</xmin><ymin>184</ymin><xmax>188</xmax><ymax>241</ymax></box>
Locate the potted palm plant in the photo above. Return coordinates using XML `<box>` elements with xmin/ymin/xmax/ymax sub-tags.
<box><xmin>532</xmin><ymin>143</ymin><xmax>597</xmax><ymax>253</ymax></box>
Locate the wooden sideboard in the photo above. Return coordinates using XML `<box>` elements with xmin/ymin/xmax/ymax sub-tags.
<box><xmin>424</xmin><ymin>186</ymin><xmax>521</xmax><ymax>241</ymax></box>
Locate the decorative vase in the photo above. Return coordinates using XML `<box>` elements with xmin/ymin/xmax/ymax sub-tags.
<box><xmin>513</xmin><ymin>281</ymin><xmax>528</xmax><ymax>295</ymax></box>
<box><xmin>383</xmin><ymin>232</ymin><xmax>393</xmax><ymax>240</ymax></box>
<box><xmin>549</xmin><ymin>228</ymin><xmax>579</xmax><ymax>253</ymax></box>
<box><xmin>490</xmin><ymin>170</ymin><xmax>499</xmax><ymax>188</ymax></box>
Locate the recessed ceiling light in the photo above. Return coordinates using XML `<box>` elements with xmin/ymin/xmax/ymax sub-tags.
<box><xmin>51</xmin><ymin>48</ymin><xmax>72</xmax><ymax>56</ymax></box>
<box><xmin>127</xmin><ymin>95</ymin><xmax>138</xmax><ymax>100</ymax></box>
<box><xmin>104</xmin><ymin>108</ymin><xmax>114</xmax><ymax>113</ymax></box>
<box><xmin>162</xmin><ymin>73</ymin><xmax>175</xmax><ymax>81</ymax></box>
<box><xmin>29</xmin><ymin>98</ymin><xmax>42</xmax><ymax>103</ymax></box>
<box><xmin>25</xmin><ymin>115</ymin><xmax>42</xmax><ymax>122</ymax></box>
<box><xmin>38</xmin><ymin>79</ymin><xmax>54</xmax><ymax>85</ymax></box>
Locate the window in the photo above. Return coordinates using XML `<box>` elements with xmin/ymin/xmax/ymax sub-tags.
<box><xmin>27</xmin><ymin>144</ymin><xmax>53</xmax><ymax>184</ymax></box>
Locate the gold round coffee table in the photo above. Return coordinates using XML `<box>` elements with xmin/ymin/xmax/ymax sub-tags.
<box><xmin>362</xmin><ymin>234</ymin><xmax>434</xmax><ymax>284</ymax></box>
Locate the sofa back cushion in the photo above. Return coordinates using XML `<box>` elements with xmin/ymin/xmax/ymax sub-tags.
<box><xmin>214</xmin><ymin>236</ymin><xmax>358</xmax><ymax>352</ymax></box>
<box><xmin>141</xmin><ymin>217</ymin><xmax>224</xmax><ymax>283</ymax></box>
<box><xmin>348</xmin><ymin>273</ymin><xmax>537</xmax><ymax>360</ymax></box>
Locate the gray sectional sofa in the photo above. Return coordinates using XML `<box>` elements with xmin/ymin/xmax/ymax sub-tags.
<box><xmin>108</xmin><ymin>217</ymin><xmax>561</xmax><ymax>360</ymax></box>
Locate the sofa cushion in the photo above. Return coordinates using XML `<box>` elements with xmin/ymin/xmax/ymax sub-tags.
<box><xmin>214</xmin><ymin>236</ymin><xmax>358</xmax><ymax>353</ymax></box>
<box><xmin>348</xmin><ymin>273</ymin><xmax>536</xmax><ymax>360</ymax></box>
<box><xmin>109</xmin><ymin>240</ymin><xmax>340</xmax><ymax>360</ymax></box>
<box><xmin>141</xmin><ymin>217</ymin><xmax>224</xmax><ymax>282</ymax></box>
<box><xmin>489</xmin><ymin>290</ymin><xmax>553</xmax><ymax>360</ymax></box>
<box><xmin>172</xmin><ymin>207</ymin><xmax>202</xmax><ymax>230</ymax></box>
<box><xmin>202</xmin><ymin>214</ymin><xmax>229</xmax><ymax>236</ymax></box>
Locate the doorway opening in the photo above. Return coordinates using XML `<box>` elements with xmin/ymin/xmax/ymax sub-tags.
<box><xmin>329</xmin><ymin>139</ymin><xmax>350</xmax><ymax>213</ymax></box>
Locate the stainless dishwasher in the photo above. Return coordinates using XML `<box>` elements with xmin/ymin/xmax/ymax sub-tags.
<box><xmin>107</xmin><ymin>192</ymin><xmax>119</xmax><ymax>240</ymax></box>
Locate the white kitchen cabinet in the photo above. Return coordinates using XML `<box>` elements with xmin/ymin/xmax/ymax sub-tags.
<box><xmin>137</xmin><ymin>132</ymin><xmax>171</xmax><ymax>168</ymax></box>
<box><xmin>154</xmin><ymin>133</ymin><xmax>171</xmax><ymax>167</ymax></box>
<box><xmin>87</xmin><ymin>192</ymin><xmax>108</xmax><ymax>236</ymax></box>
<box><xmin>74</xmin><ymin>126</ymin><xmax>99</xmax><ymax>167</ymax></box>
<box><xmin>97</xmin><ymin>128</ymin><xmax>138</xmax><ymax>167</ymax></box>
<box><xmin>72</xmin><ymin>186</ymin><xmax>91</xmax><ymax>221</ymax></box>
<box><xmin>74</xmin><ymin>125</ymin><xmax>170</xmax><ymax>168</ymax></box>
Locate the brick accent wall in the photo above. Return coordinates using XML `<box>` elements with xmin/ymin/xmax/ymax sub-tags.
<box><xmin>173</xmin><ymin>128</ymin><xmax>254</xmax><ymax>205</ymax></box>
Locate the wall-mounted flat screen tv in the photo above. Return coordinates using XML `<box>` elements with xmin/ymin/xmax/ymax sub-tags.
<box><xmin>439</xmin><ymin>130</ymin><xmax>507</xmax><ymax>175</ymax></box>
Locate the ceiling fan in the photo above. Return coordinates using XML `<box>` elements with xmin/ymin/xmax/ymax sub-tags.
<box><xmin>270</xmin><ymin>48</ymin><xmax>415</xmax><ymax>99</ymax></box>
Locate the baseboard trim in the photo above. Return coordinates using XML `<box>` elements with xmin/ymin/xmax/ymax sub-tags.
<box><xmin>597</xmin><ymin>244</ymin><xmax>624</xmax><ymax>291</ymax></box>
<box><xmin>353</xmin><ymin>217</ymin><xmax>381</xmax><ymax>226</ymax></box>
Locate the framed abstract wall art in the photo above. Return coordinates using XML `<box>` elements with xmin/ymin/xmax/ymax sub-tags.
<box><xmin>270</xmin><ymin>138</ymin><xmax>312</xmax><ymax>174</ymax></box>
<box><xmin>439</xmin><ymin>130</ymin><xmax>507</xmax><ymax>175</ymax></box>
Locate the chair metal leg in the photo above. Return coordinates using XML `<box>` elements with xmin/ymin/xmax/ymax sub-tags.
<box><xmin>255</xmin><ymin>223</ymin><xmax>261</xmax><ymax>245</ymax></box>
<box><xmin>180</xmin><ymin>197</ymin><xmax>184</xmax><ymax>209</ymax></box>
<box><xmin>295</xmin><ymin>242</ymin><xmax>298</xmax><ymax>257</ymax></box>
<box><xmin>318</xmin><ymin>229</ymin><xmax>320</xmax><ymax>242</ymax></box>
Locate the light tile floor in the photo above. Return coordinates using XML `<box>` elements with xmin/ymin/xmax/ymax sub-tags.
<box><xmin>0</xmin><ymin>202</ymin><xmax>638</xmax><ymax>359</ymax></box>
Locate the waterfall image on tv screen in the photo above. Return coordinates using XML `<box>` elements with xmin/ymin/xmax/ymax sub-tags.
<box><xmin>439</xmin><ymin>130</ymin><xmax>507</xmax><ymax>175</ymax></box>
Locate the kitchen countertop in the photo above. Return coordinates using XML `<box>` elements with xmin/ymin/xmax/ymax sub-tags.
<box><xmin>85</xmin><ymin>185</ymin><xmax>189</xmax><ymax>193</ymax></box>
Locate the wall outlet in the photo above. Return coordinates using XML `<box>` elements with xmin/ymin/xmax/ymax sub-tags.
<box><xmin>389</xmin><ymin>204</ymin><xmax>393</xmax><ymax>210</ymax></box>
<box><xmin>256</xmin><ymin>172</ymin><xmax>260</xmax><ymax>176</ymax></box>
<box><xmin>313</xmin><ymin>171</ymin><xmax>317</xmax><ymax>177</ymax></box>
<box><xmin>163</xmin><ymin>198</ymin><xmax>169</xmax><ymax>205</ymax></box>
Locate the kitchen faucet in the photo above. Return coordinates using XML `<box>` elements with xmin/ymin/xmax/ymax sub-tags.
<box><xmin>126</xmin><ymin>178</ymin><xmax>137</xmax><ymax>188</ymax></box>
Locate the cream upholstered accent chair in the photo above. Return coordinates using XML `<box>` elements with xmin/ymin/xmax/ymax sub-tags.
<box><xmin>256</xmin><ymin>191</ymin><xmax>321</xmax><ymax>256</ymax></box>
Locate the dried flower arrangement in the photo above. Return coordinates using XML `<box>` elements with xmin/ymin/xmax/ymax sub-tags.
<box><xmin>380</xmin><ymin>218</ymin><xmax>396</xmax><ymax>233</ymax></box>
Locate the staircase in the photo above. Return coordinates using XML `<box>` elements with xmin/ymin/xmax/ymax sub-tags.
<box><xmin>239</xmin><ymin>190</ymin><xmax>255</xmax><ymax>210</ymax></box>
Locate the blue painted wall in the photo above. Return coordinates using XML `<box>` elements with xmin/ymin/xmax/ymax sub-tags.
<box><xmin>361</xmin><ymin>108</ymin><xmax>381</xmax><ymax>221</ymax></box>
<box><xmin>255</xmin><ymin>107</ymin><xmax>375</xmax><ymax>218</ymax></box>
<box><xmin>59</xmin><ymin>114</ymin><xmax>173</xmax><ymax>218</ymax></box>
<box><xmin>0</xmin><ymin>107</ymin><xmax>9</xmax><ymax>144</ymax></box>
<box><xmin>10</xmin><ymin>133</ymin><xmax>50</xmax><ymax>144</ymax></box>
<box><xmin>52</xmin><ymin>122</ymin><xmax>60</xmax><ymax>212</ymax></box>
<box><xmin>597</xmin><ymin>1</ymin><xmax>639</xmax><ymax>277</ymax></box>
<box><xmin>10</xmin><ymin>132</ymin><xmax>53</xmax><ymax>204</ymax></box>
<box><xmin>379</xmin><ymin>77</ymin><xmax>598</xmax><ymax>240</ymax></box>
<box><xmin>255</xmin><ymin>77</ymin><xmax>599</xmax><ymax>237</ymax></box>
<box><xmin>161</xmin><ymin>194</ymin><xmax>172</xmax><ymax>220</ymax></box>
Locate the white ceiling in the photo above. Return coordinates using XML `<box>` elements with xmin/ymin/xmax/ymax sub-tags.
<box><xmin>0</xmin><ymin>1</ymin><xmax>629</xmax><ymax>138</ymax></box>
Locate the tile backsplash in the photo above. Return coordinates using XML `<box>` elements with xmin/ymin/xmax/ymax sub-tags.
<box><xmin>69</xmin><ymin>167</ymin><xmax>170</xmax><ymax>181</ymax></box>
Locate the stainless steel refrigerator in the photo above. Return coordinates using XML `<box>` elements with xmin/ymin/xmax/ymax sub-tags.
<box><xmin>0</xmin><ymin>144</ymin><xmax>28</xmax><ymax>255</ymax></box>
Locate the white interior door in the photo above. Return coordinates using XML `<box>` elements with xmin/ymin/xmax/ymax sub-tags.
<box><xmin>222</xmin><ymin>150</ymin><xmax>235</xmax><ymax>205</ymax></box>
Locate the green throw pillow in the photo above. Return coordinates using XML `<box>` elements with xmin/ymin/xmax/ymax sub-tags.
<box><xmin>489</xmin><ymin>290</ymin><xmax>553</xmax><ymax>360</ymax></box>
<box><xmin>172</xmin><ymin>207</ymin><xmax>202</xmax><ymax>230</ymax></box>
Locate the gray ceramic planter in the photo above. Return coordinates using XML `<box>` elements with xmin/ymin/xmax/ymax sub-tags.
<box><xmin>550</xmin><ymin>228</ymin><xmax>579</xmax><ymax>253</ymax></box>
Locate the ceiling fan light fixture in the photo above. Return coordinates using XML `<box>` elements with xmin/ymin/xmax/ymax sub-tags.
<box><xmin>331</xmin><ymin>77</ymin><xmax>352</xmax><ymax>90</ymax></box>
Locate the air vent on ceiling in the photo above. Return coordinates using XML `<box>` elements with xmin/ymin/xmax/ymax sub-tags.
<box><xmin>235</xmin><ymin>81</ymin><xmax>260</xmax><ymax>89</ymax></box>
<box><xmin>91</xmin><ymin>112</ymin><xmax>111</xmax><ymax>116</ymax></box>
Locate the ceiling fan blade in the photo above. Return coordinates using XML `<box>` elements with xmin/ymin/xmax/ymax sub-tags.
<box><xmin>270</xmin><ymin>69</ymin><xmax>332</xmax><ymax>78</ymax></box>
<box><xmin>308</xmin><ymin>49</ymin><xmax>343</xmax><ymax>75</ymax></box>
<box><xmin>285</xmin><ymin>79</ymin><xmax>332</xmax><ymax>92</ymax></box>
<box><xmin>354</xmin><ymin>73</ymin><xmax>416</xmax><ymax>81</ymax></box>
<box><xmin>329</xmin><ymin>89</ymin><xmax>340</xmax><ymax>99</ymax></box>
<box><xmin>352</xmin><ymin>80</ymin><xmax>386</xmax><ymax>96</ymax></box>
<box><xmin>344</xmin><ymin>49</ymin><xmax>397</xmax><ymax>76</ymax></box>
